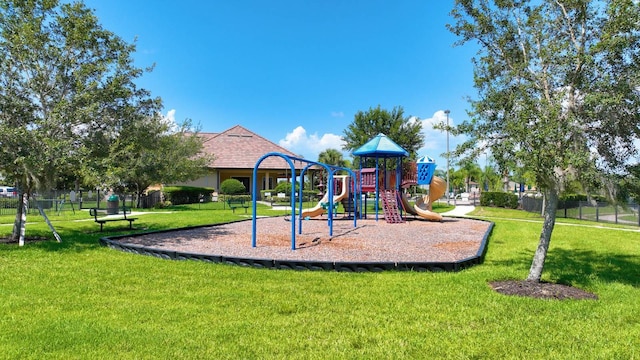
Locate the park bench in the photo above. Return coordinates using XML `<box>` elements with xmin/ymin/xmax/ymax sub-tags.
<box><xmin>89</xmin><ymin>206</ymin><xmax>137</xmax><ymax>232</ymax></box>
<box><xmin>227</xmin><ymin>198</ymin><xmax>249</xmax><ymax>213</ymax></box>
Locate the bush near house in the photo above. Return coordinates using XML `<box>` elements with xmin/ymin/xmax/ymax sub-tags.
<box><xmin>260</xmin><ymin>190</ymin><xmax>318</xmax><ymax>204</ymax></box>
<box><xmin>220</xmin><ymin>179</ymin><xmax>246</xmax><ymax>195</ymax></box>
<box><xmin>273</xmin><ymin>181</ymin><xmax>298</xmax><ymax>195</ymax></box>
<box><xmin>219</xmin><ymin>194</ymin><xmax>251</xmax><ymax>203</ymax></box>
<box><xmin>480</xmin><ymin>191</ymin><xmax>518</xmax><ymax>209</ymax></box>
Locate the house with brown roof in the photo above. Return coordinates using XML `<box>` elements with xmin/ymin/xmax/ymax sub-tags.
<box><xmin>175</xmin><ymin>125</ymin><xmax>307</xmax><ymax>196</ymax></box>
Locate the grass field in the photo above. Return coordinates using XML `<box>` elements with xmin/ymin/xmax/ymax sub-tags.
<box><xmin>1</xmin><ymin>205</ymin><xmax>638</xmax><ymax>359</ymax></box>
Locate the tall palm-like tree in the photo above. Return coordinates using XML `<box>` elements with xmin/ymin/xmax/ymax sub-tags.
<box><xmin>315</xmin><ymin>149</ymin><xmax>349</xmax><ymax>192</ymax></box>
<box><xmin>318</xmin><ymin>149</ymin><xmax>348</xmax><ymax>168</ymax></box>
<box><xmin>458</xmin><ymin>160</ymin><xmax>482</xmax><ymax>193</ymax></box>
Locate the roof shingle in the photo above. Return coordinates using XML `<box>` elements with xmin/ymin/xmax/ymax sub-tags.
<box><xmin>199</xmin><ymin>125</ymin><xmax>306</xmax><ymax>170</ymax></box>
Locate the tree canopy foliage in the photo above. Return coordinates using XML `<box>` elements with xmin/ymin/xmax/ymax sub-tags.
<box><xmin>0</xmin><ymin>0</ymin><xmax>138</xmax><ymax>193</ymax></box>
<box><xmin>93</xmin><ymin>117</ymin><xmax>211</xmax><ymax>206</ymax></box>
<box><xmin>0</xmin><ymin>0</ymin><xmax>208</xmax><ymax>243</ymax></box>
<box><xmin>342</xmin><ymin>105</ymin><xmax>424</xmax><ymax>160</ymax></box>
<box><xmin>449</xmin><ymin>0</ymin><xmax>640</xmax><ymax>281</ymax></box>
<box><xmin>317</xmin><ymin>149</ymin><xmax>348</xmax><ymax>168</ymax></box>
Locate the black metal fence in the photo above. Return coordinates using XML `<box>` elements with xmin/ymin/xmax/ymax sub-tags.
<box><xmin>0</xmin><ymin>189</ymin><xmax>140</xmax><ymax>216</ymax></box>
<box><xmin>521</xmin><ymin>196</ymin><xmax>640</xmax><ymax>226</ymax></box>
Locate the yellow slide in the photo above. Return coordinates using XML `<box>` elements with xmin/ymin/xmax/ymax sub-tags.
<box><xmin>301</xmin><ymin>175</ymin><xmax>349</xmax><ymax>218</ymax></box>
<box><xmin>400</xmin><ymin>176</ymin><xmax>445</xmax><ymax>222</ymax></box>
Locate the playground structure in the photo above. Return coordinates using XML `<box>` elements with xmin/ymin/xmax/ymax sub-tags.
<box><xmin>357</xmin><ymin>157</ymin><xmax>445</xmax><ymax>222</ymax></box>
<box><xmin>353</xmin><ymin>134</ymin><xmax>446</xmax><ymax>223</ymax></box>
<box><xmin>293</xmin><ymin>157</ymin><xmax>445</xmax><ymax>223</ymax></box>
<box><xmin>399</xmin><ymin>157</ymin><xmax>445</xmax><ymax>222</ymax></box>
<box><xmin>250</xmin><ymin>135</ymin><xmax>447</xmax><ymax>250</ymax></box>
<box><xmin>300</xmin><ymin>175</ymin><xmax>350</xmax><ymax>218</ymax></box>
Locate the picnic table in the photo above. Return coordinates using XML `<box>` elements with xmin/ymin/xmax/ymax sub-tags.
<box><xmin>89</xmin><ymin>206</ymin><xmax>137</xmax><ymax>231</ymax></box>
<box><xmin>226</xmin><ymin>198</ymin><xmax>249</xmax><ymax>213</ymax></box>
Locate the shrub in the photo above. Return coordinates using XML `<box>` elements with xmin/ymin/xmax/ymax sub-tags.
<box><xmin>558</xmin><ymin>193</ymin><xmax>608</xmax><ymax>209</ymax></box>
<box><xmin>261</xmin><ymin>188</ymin><xmax>318</xmax><ymax>203</ymax></box>
<box><xmin>220</xmin><ymin>179</ymin><xmax>246</xmax><ymax>195</ymax></box>
<box><xmin>559</xmin><ymin>193</ymin><xmax>606</xmax><ymax>202</ymax></box>
<box><xmin>273</xmin><ymin>181</ymin><xmax>299</xmax><ymax>195</ymax></box>
<box><xmin>153</xmin><ymin>200</ymin><xmax>172</xmax><ymax>209</ymax></box>
<box><xmin>480</xmin><ymin>191</ymin><xmax>518</xmax><ymax>209</ymax></box>
<box><xmin>220</xmin><ymin>194</ymin><xmax>251</xmax><ymax>203</ymax></box>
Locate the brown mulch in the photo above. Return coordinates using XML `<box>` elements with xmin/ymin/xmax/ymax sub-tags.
<box><xmin>490</xmin><ymin>280</ymin><xmax>598</xmax><ymax>300</ymax></box>
<box><xmin>116</xmin><ymin>216</ymin><xmax>492</xmax><ymax>263</ymax></box>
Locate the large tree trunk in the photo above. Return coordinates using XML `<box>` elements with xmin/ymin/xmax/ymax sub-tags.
<box><xmin>11</xmin><ymin>197</ymin><xmax>22</xmax><ymax>241</ymax></box>
<box><xmin>527</xmin><ymin>188</ymin><xmax>559</xmax><ymax>282</ymax></box>
<box><xmin>12</xmin><ymin>192</ymin><xmax>28</xmax><ymax>246</ymax></box>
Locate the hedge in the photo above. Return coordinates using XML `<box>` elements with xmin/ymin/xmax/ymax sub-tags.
<box><xmin>559</xmin><ymin>193</ymin><xmax>606</xmax><ymax>202</ymax></box>
<box><xmin>260</xmin><ymin>189</ymin><xmax>319</xmax><ymax>203</ymax></box>
<box><xmin>480</xmin><ymin>191</ymin><xmax>519</xmax><ymax>209</ymax></box>
<box><xmin>163</xmin><ymin>186</ymin><xmax>215</xmax><ymax>205</ymax></box>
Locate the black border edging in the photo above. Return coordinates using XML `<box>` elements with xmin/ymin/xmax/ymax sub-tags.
<box><xmin>99</xmin><ymin>217</ymin><xmax>495</xmax><ymax>273</ymax></box>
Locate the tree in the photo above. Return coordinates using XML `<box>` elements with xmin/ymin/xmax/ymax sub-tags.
<box><xmin>0</xmin><ymin>0</ymin><xmax>153</xmax><ymax>245</ymax></box>
<box><xmin>342</xmin><ymin>105</ymin><xmax>424</xmax><ymax>160</ymax></box>
<box><xmin>317</xmin><ymin>149</ymin><xmax>348</xmax><ymax>168</ymax></box>
<box><xmin>480</xmin><ymin>159</ymin><xmax>503</xmax><ymax>192</ymax></box>
<box><xmin>622</xmin><ymin>164</ymin><xmax>640</xmax><ymax>203</ymax></box>
<box><xmin>457</xmin><ymin>160</ymin><xmax>482</xmax><ymax>193</ymax></box>
<box><xmin>98</xmin><ymin>116</ymin><xmax>211</xmax><ymax>207</ymax></box>
<box><xmin>449</xmin><ymin>0</ymin><xmax>640</xmax><ymax>282</ymax></box>
<box><xmin>449</xmin><ymin>168</ymin><xmax>465</xmax><ymax>194</ymax></box>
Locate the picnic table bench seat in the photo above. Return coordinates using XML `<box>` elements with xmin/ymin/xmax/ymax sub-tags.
<box><xmin>89</xmin><ymin>206</ymin><xmax>137</xmax><ymax>232</ymax></box>
<box><xmin>226</xmin><ymin>198</ymin><xmax>249</xmax><ymax>213</ymax></box>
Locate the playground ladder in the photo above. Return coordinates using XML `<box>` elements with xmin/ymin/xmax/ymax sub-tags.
<box><xmin>381</xmin><ymin>189</ymin><xmax>405</xmax><ymax>224</ymax></box>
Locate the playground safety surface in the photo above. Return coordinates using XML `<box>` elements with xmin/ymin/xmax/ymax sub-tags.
<box><xmin>103</xmin><ymin>216</ymin><xmax>493</xmax><ymax>272</ymax></box>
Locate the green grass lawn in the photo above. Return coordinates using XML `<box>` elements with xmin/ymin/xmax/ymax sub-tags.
<box><xmin>0</xmin><ymin>205</ymin><xmax>638</xmax><ymax>359</ymax></box>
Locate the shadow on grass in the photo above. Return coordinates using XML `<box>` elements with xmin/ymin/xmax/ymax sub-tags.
<box><xmin>490</xmin><ymin>247</ymin><xmax>640</xmax><ymax>288</ymax></box>
<box><xmin>0</xmin><ymin>224</ymin><xmax>144</xmax><ymax>254</ymax></box>
<box><xmin>546</xmin><ymin>248</ymin><xmax>640</xmax><ymax>288</ymax></box>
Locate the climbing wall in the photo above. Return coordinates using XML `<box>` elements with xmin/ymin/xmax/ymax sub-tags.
<box><xmin>381</xmin><ymin>189</ymin><xmax>405</xmax><ymax>224</ymax></box>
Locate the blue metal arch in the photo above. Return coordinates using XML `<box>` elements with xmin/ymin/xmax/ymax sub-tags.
<box><xmin>297</xmin><ymin>164</ymin><xmax>359</xmax><ymax>236</ymax></box>
<box><xmin>252</xmin><ymin>152</ymin><xmax>360</xmax><ymax>250</ymax></box>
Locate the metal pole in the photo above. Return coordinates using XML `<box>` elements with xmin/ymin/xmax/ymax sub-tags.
<box><xmin>445</xmin><ymin>109</ymin><xmax>450</xmax><ymax>205</ymax></box>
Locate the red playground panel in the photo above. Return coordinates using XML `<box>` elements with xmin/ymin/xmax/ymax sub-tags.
<box><xmin>359</xmin><ymin>163</ymin><xmax>417</xmax><ymax>192</ymax></box>
<box><xmin>360</xmin><ymin>168</ymin><xmax>377</xmax><ymax>192</ymax></box>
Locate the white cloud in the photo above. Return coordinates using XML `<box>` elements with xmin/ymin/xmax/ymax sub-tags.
<box><xmin>330</xmin><ymin>111</ymin><xmax>344</xmax><ymax>118</ymax></box>
<box><xmin>417</xmin><ymin>110</ymin><xmax>487</xmax><ymax>168</ymax></box>
<box><xmin>279</xmin><ymin>126</ymin><xmax>346</xmax><ymax>161</ymax></box>
<box><xmin>417</xmin><ymin>110</ymin><xmax>450</xmax><ymax>156</ymax></box>
<box><xmin>161</xmin><ymin>109</ymin><xmax>178</xmax><ymax>133</ymax></box>
<box><xmin>163</xmin><ymin>109</ymin><xmax>176</xmax><ymax>123</ymax></box>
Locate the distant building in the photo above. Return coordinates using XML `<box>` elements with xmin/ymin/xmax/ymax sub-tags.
<box><xmin>173</xmin><ymin>125</ymin><xmax>307</xmax><ymax>195</ymax></box>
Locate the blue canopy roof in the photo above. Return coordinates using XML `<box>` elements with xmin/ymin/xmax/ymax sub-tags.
<box><xmin>353</xmin><ymin>133</ymin><xmax>409</xmax><ymax>157</ymax></box>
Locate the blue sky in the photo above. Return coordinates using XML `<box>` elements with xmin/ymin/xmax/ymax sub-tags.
<box><xmin>83</xmin><ymin>0</ymin><xmax>478</xmax><ymax>168</ymax></box>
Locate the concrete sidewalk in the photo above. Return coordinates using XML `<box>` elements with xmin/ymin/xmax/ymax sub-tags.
<box><xmin>442</xmin><ymin>205</ymin><xmax>476</xmax><ymax>217</ymax></box>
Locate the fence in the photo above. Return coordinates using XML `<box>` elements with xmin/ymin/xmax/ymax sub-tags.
<box><xmin>0</xmin><ymin>190</ymin><xmax>140</xmax><ymax>216</ymax></box>
<box><xmin>521</xmin><ymin>196</ymin><xmax>640</xmax><ymax>226</ymax></box>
